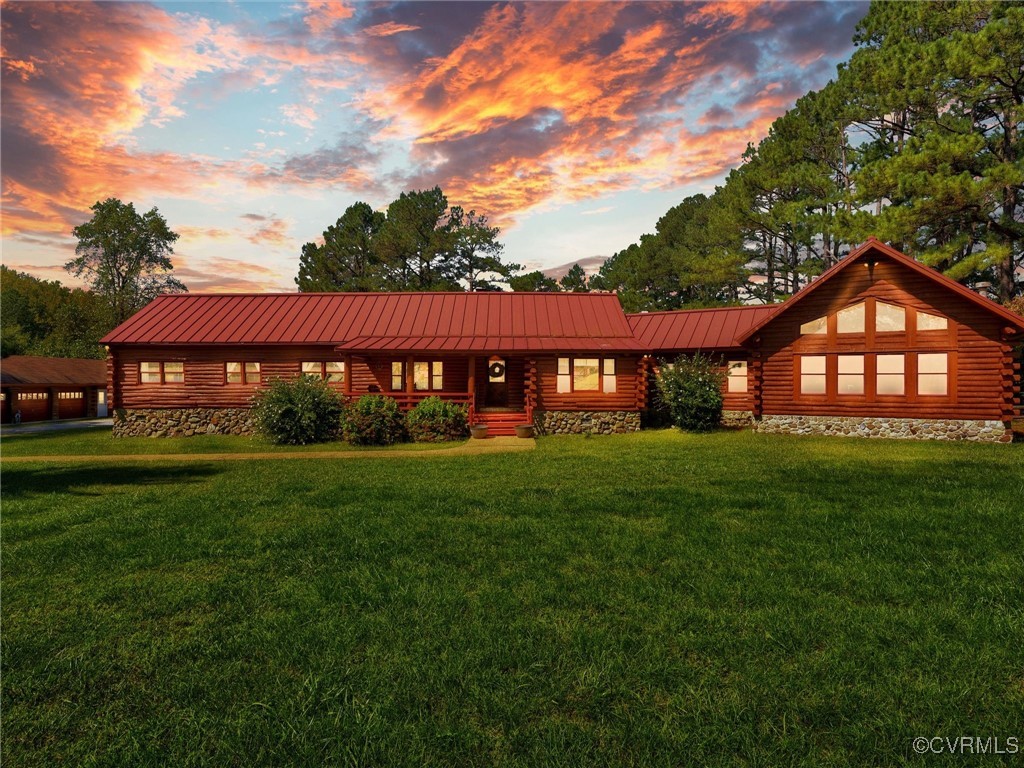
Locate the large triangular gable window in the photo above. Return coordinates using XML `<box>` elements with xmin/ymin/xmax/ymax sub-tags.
<box><xmin>799</xmin><ymin>316</ymin><xmax>827</xmax><ymax>335</ymax></box>
<box><xmin>917</xmin><ymin>310</ymin><xmax>948</xmax><ymax>331</ymax></box>
<box><xmin>836</xmin><ymin>302</ymin><xmax>865</xmax><ymax>333</ymax></box>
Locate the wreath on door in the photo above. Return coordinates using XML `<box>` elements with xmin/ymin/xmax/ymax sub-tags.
<box><xmin>488</xmin><ymin>361</ymin><xmax>506</xmax><ymax>379</ymax></box>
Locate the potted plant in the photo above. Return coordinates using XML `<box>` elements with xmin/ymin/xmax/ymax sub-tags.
<box><xmin>514</xmin><ymin>423</ymin><xmax>534</xmax><ymax>439</ymax></box>
<box><xmin>470</xmin><ymin>423</ymin><xmax>489</xmax><ymax>439</ymax></box>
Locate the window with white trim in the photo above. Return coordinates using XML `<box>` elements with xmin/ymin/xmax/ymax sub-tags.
<box><xmin>602</xmin><ymin>359</ymin><xmax>616</xmax><ymax>393</ymax></box>
<box><xmin>727</xmin><ymin>360</ymin><xmax>747</xmax><ymax>393</ymax></box>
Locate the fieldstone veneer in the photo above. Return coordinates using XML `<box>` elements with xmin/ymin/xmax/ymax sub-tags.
<box><xmin>754</xmin><ymin>414</ymin><xmax>1011</xmax><ymax>443</ymax></box>
<box><xmin>113</xmin><ymin>408</ymin><xmax>254</xmax><ymax>438</ymax></box>
<box><xmin>533</xmin><ymin>410</ymin><xmax>640</xmax><ymax>436</ymax></box>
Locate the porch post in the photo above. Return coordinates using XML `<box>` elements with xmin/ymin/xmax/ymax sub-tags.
<box><xmin>406</xmin><ymin>355</ymin><xmax>415</xmax><ymax>393</ymax></box>
<box><xmin>344</xmin><ymin>355</ymin><xmax>352</xmax><ymax>396</ymax></box>
<box><xmin>467</xmin><ymin>356</ymin><xmax>476</xmax><ymax>408</ymax></box>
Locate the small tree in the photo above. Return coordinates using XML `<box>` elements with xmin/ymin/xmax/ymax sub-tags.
<box><xmin>655</xmin><ymin>353</ymin><xmax>727</xmax><ymax>432</ymax></box>
<box><xmin>340</xmin><ymin>395</ymin><xmax>407</xmax><ymax>446</ymax></box>
<box><xmin>250</xmin><ymin>375</ymin><xmax>345</xmax><ymax>445</ymax></box>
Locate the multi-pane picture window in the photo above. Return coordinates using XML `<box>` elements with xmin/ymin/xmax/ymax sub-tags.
<box><xmin>727</xmin><ymin>360</ymin><xmax>747</xmax><ymax>393</ymax></box>
<box><xmin>301</xmin><ymin>361</ymin><xmax>345</xmax><ymax>382</ymax></box>
<box><xmin>917</xmin><ymin>353</ymin><xmax>948</xmax><ymax>396</ymax></box>
<box><xmin>876</xmin><ymin>355</ymin><xmax>905</xmax><ymax>395</ymax></box>
<box><xmin>837</xmin><ymin>355</ymin><xmax>864</xmax><ymax>395</ymax></box>
<box><xmin>413</xmin><ymin>361</ymin><xmax>444</xmax><ymax>391</ymax></box>
<box><xmin>141</xmin><ymin>362</ymin><xmax>183</xmax><ymax>384</ymax></box>
<box><xmin>556</xmin><ymin>357</ymin><xmax>615</xmax><ymax>394</ymax></box>
<box><xmin>227</xmin><ymin>362</ymin><xmax>261</xmax><ymax>384</ymax></box>
<box><xmin>800</xmin><ymin>356</ymin><xmax>826</xmax><ymax>394</ymax></box>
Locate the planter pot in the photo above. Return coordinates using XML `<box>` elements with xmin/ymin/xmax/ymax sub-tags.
<box><xmin>470</xmin><ymin>425</ymin><xmax>489</xmax><ymax>440</ymax></box>
<box><xmin>514</xmin><ymin>424</ymin><xmax>535</xmax><ymax>439</ymax></box>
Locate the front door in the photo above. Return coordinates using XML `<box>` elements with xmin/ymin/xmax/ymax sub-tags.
<box><xmin>485</xmin><ymin>357</ymin><xmax>508</xmax><ymax>407</ymax></box>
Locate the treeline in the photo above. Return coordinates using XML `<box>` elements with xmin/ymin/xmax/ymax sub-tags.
<box><xmin>0</xmin><ymin>266</ymin><xmax>111</xmax><ymax>359</ymax></box>
<box><xmin>593</xmin><ymin>1</ymin><xmax>1023</xmax><ymax>310</ymax></box>
<box><xmin>296</xmin><ymin>187</ymin><xmax>518</xmax><ymax>292</ymax></box>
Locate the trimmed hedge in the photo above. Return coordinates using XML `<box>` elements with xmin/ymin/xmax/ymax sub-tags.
<box><xmin>341</xmin><ymin>395</ymin><xmax>407</xmax><ymax>446</ymax></box>
<box><xmin>250</xmin><ymin>375</ymin><xmax>345</xmax><ymax>445</ymax></box>
<box><xmin>406</xmin><ymin>396</ymin><xmax>469</xmax><ymax>442</ymax></box>
<box><xmin>655</xmin><ymin>352</ymin><xmax>726</xmax><ymax>432</ymax></box>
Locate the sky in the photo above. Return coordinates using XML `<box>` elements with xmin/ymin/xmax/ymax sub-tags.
<box><xmin>1</xmin><ymin>0</ymin><xmax>868</xmax><ymax>292</ymax></box>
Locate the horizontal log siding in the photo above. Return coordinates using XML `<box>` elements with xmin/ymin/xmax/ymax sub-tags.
<box><xmin>535</xmin><ymin>354</ymin><xmax>642</xmax><ymax>411</ymax></box>
<box><xmin>111</xmin><ymin>346</ymin><xmax>474</xmax><ymax>409</ymax></box>
<box><xmin>646</xmin><ymin>352</ymin><xmax>754</xmax><ymax>412</ymax></box>
<box><xmin>752</xmin><ymin>262</ymin><xmax>1013</xmax><ymax>422</ymax></box>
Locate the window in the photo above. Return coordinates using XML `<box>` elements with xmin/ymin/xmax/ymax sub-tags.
<box><xmin>227</xmin><ymin>362</ymin><xmax>261</xmax><ymax>384</ymax></box>
<box><xmin>837</xmin><ymin>355</ymin><xmax>864</xmax><ymax>395</ymax></box>
<box><xmin>412</xmin><ymin>361</ymin><xmax>444</xmax><ymax>391</ymax></box>
<box><xmin>301</xmin><ymin>361</ymin><xmax>344</xmax><ymax>382</ymax></box>
<box><xmin>557</xmin><ymin>357</ymin><xmax>615</xmax><ymax>393</ymax></box>
<box><xmin>918</xmin><ymin>353</ymin><xmax>948</xmax><ymax>396</ymax></box>
<box><xmin>557</xmin><ymin>358</ymin><xmax>571</xmax><ymax>393</ymax></box>
<box><xmin>800</xmin><ymin>356</ymin><xmax>826</xmax><ymax>394</ymax></box>
<box><xmin>602</xmin><ymin>359</ymin><xmax>616</xmax><ymax>393</ymax></box>
<box><xmin>17</xmin><ymin>392</ymin><xmax>48</xmax><ymax>400</ymax></box>
<box><xmin>800</xmin><ymin>316</ymin><xmax>827</xmax><ymax>335</ymax></box>
<box><xmin>727</xmin><ymin>361</ymin><xmax>747</xmax><ymax>393</ymax></box>
<box><xmin>875</xmin><ymin>303</ymin><xmax>905</xmax><ymax>332</ymax></box>
<box><xmin>876</xmin><ymin>355</ymin><xmax>905</xmax><ymax>396</ymax></box>
<box><xmin>391</xmin><ymin>361</ymin><xmax>404</xmax><ymax>391</ymax></box>
<box><xmin>58</xmin><ymin>391</ymin><xmax>83</xmax><ymax>399</ymax></box>
<box><xmin>917</xmin><ymin>311</ymin><xmax>948</xmax><ymax>331</ymax></box>
<box><xmin>141</xmin><ymin>362</ymin><xmax>183</xmax><ymax>384</ymax></box>
<box><xmin>836</xmin><ymin>303</ymin><xmax>865</xmax><ymax>333</ymax></box>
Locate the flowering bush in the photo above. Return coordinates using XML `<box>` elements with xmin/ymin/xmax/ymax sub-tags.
<box><xmin>250</xmin><ymin>375</ymin><xmax>345</xmax><ymax>445</ymax></box>
<box><xmin>654</xmin><ymin>352</ymin><xmax>727</xmax><ymax>432</ymax></box>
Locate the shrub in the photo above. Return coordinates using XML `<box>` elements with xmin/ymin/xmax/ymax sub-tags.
<box><xmin>250</xmin><ymin>375</ymin><xmax>345</xmax><ymax>445</ymax></box>
<box><xmin>405</xmin><ymin>396</ymin><xmax>469</xmax><ymax>442</ymax></box>
<box><xmin>341</xmin><ymin>395</ymin><xmax>407</xmax><ymax>446</ymax></box>
<box><xmin>655</xmin><ymin>352</ymin><xmax>727</xmax><ymax>432</ymax></box>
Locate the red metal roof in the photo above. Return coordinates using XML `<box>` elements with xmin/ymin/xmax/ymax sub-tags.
<box><xmin>737</xmin><ymin>238</ymin><xmax>1024</xmax><ymax>343</ymax></box>
<box><xmin>627</xmin><ymin>305</ymin><xmax>779</xmax><ymax>351</ymax></box>
<box><xmin>101</xmin><ymin>292</ymin><xmax>647</xmax><ymax>353</ymax></box>
<box><xmin>0</xmin><ymin>356</ymin><xmax>106</xmax><ymax>387</ymax></box>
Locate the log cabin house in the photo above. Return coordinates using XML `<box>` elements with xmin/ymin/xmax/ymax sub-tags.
<box><xmin>101</xmin><ymin>239</ymin><xmax>1023</xmax><ymax>442</ymax></box>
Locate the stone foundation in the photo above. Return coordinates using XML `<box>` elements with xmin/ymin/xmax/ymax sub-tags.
<box><xmin>721</xmin><ymin>410</ymin><xmax>754</xmax><ymax>428</ymax></box>
<box><xmin>533</xmin><ymin>410</ymin><xmax>640</xmax><ymax>436</ymax></box>
<box><xmin>113</xmin><ymin>408</ymin><xmax>254</xmax><ymax>438</ymax></box>
<box><xmin>753</xmin><ymin>414</ymin><xmax>1011</xmax><ymax>443</ymax></box>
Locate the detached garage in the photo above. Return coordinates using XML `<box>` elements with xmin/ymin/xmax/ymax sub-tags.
<box><xmin>0</xmin><ymin>356</ymin><xmax>107</xmax><ymax>424</ymax></box>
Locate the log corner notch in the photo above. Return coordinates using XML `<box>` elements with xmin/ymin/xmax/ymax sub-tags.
<box><xmin>635</xmin><ymin>356</ymin><xmax>652</xmax><ymax>411</ymax></box>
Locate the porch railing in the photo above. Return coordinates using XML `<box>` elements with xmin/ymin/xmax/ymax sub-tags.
<box><xmin>376</xmin><ymin>391</ymin><xmax>474</xmax><ymax>413</ymax></box>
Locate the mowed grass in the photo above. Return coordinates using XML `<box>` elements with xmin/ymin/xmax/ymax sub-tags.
<box><xmin>2</xmin><ymin>430</ymin><xmax>1022</xmax><ymax>767</ymax></box>
<box><xmin>0</xmin><ymin>426</ymin><xmax>461</xmax><ymax>456</ymax></box>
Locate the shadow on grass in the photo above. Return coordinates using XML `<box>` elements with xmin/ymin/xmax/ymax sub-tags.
<box><xmin>1</xmin><ymin>463</ymin><xmax>222</xmax><ymax>500</ymax></box>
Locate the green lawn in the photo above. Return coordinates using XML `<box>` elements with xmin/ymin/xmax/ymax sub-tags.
<box><xmin>2</xmin><ymin>430</ymin><xmax>1022</xmax><ymax>766</ymax></box>
<box><xmin>0</xmin><ymin>426</ymin><xmax>462</xmax><ymax>456</ymax></box>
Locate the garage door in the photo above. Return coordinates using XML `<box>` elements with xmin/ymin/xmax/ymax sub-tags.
<box><xmin>15</xmin><ymin>391</ymin><xmax>51</xmax><ymax>422</ymax></box>
<box><xmin>57</xmin><ymin>391</ymin><xmax>87</xmax><ymax>419</ymax></box>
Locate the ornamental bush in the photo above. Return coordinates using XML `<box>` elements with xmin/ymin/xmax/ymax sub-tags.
<box><xmin>250</xmin><ymin>375</ymin><xmax>345</xmax><ymax>445</ymax></box>
<box><xmin>340</xmin><ymin>394</ymin><xmax>407</xmax><ymax>446</ymax></box>
<box><xmin>405</xmin><ymin>396</ymin><xmax>469</xmax><ymax>442</ymax></box>
<box><xmin>654</xmin><ymin>352</ymin><xmax>727</xmax><ymax>432</ymax></box>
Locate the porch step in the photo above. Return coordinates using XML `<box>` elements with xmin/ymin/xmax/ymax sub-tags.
<box><xmin>474</xmin><ymin>411</ymin><xmax>530</xmax><ymax>437</ymax></box>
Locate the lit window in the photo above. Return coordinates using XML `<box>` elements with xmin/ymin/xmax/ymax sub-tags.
<box><xmin>58</xmin><ymin>391</ymin><xmax>83</xmax><ymax>399</ymax></box>
<box><xmin>302</xmin><ymin>362</ymin><xmax>322</xmax><ymax>378</ymax></box>
<box><xmin>557</xmin><ymin>358</ymin><xmax>571</xmax><ymax>393</ymax></box>
<box><xmin>918</xmin><ymin>353</ymin><xmax>948</xmax><ymax>396</ymax></box>
<box><xmin>800</xmin><ymin>356</ymin><xmax>826</xmax><ymax>395</ymax></box>
<box><xmin>837</xmin><ymin>355</ymin><xmax>864</xmax><ymax>395</ymax></box>
<box><xmin>917</xmin><ymin>311</ymin><xmax>948</xmax><ymax>331</ymax></box>
<box><xmin>836</xmin><ymin>303</ymin><xmax>865</xmax><ymax>333</ymax></box>
<box><xmin>727</xmin><ymin>360</ymin><xmax>747</xmax><ymax>393</ymax></box>
<box><xmin>164</xmin><ymin>362</ymin><xmax>184</xmax><ymax>383</ymax></box>
<box><xmin>573</xmin><ymin>358</ymin><xmax>600</xmax><ymax>391</ymax></box>
<box><xmin>876</xmin><ymin>355</ymin><xmax>905</xmax><ymax>396</ymax></box>
<box><xmin>391</xmin><ymin>361</ymin><xmax>404</xmax><ymax>391</ymax></box>
<box><xmin>226</xmin><ymin>362</ymin><xmax>261</xmax><ymax>384</ymax></box>
<box><xmin>800</xmin><ymin>316</ymin><xmax>827</xmax><ymax>335</ymax></box>
<box><xmin>875</xmin><ymin>303</ymin><xmax>905</xmax><ymax>332</ymax></box>
<box><xmin>432</xmin><ymin>361</ymin><xmax>443</xmax><ymax>390</ymax></box>
<box><xmin>602</xmin><ymin>358</ymin><xmax>616</xmax><ymax>393</ymax></box>
<box><xmin>141</xmin><ymin>362</ymin><xmax>162</xmax><ymax>383</ymax></box>
<box><xmin>413</xmin><ymin>362</ymin><xmax>429</xmax><ymax>391</ymax></box>
<box><xmin>325</xmin><ymin>361</ymin><xmax>345</xmax><ymax>383</ymax></box>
